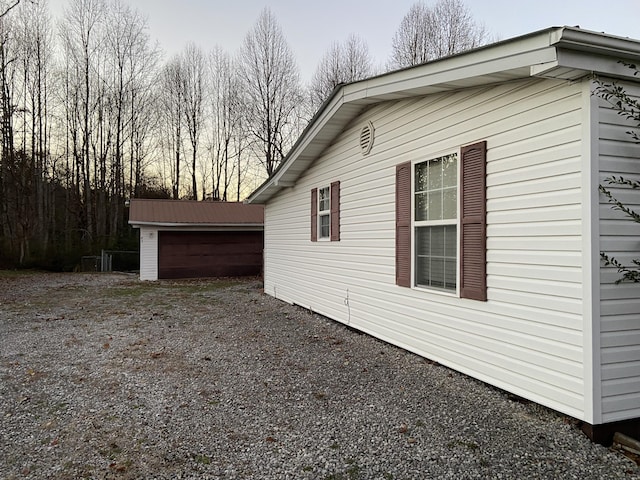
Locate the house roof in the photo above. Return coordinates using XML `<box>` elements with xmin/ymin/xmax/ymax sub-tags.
<box><xmin>247</xmin><ymin>26</ymin><xmax>640</xmax><ymax>204</ymax></box>
<box><xmin>128</xmin><ymin>199</ymin><xmax>264</xmax><ymax>228</ymax></box>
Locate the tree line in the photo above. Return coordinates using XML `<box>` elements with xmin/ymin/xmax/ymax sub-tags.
<box><xmin>0</xmin><ymin>0</ymin><xmax>487</xmax><ymax>269</ymax></box>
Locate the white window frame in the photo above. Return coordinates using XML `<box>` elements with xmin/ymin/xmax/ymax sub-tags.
<box><xmin>411</xmin><ymin>151</ymin><xmax>460</xmax><ymax>296</ymax></box>
<box><xmin>318</xmin><ymin>185</ymin><xmax>331</xmax><ymax>240</ymax></box>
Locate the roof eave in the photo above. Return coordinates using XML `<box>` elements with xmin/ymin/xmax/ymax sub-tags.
<box><xmin>552</xmin><ymin>26</ymin><xmax>640</xmax><ymax>59</ymax></box>
<box><xmin>247</xmin><ymin>26</ymin><xmax>640</xmax><ymax>205</ymax></box>
<box><xmin>129</xmin><ymin>221</ymin><xmax>264</xmax><ymax>229</ymax></box>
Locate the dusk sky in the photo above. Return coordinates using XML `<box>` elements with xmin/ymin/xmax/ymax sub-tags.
<box><xmin>45</xmin><ymin>0</ymin><xmax>640</xmax><ymax>82</ymax></box>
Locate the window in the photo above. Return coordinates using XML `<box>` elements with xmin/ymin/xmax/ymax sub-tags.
<box><xmin>311</xmin><ymin>181</ymin><xmax>340</xmax><ymax>242</ymax></box>
<box><xmin>396</xmin><ymin>141</ymin><xmax>487</xmax><ymax>300</ymax></box>
<box><xmin>318</xmin><ymin>186</ymin><xmax>331</xmax><ymax>239</ymax></box>
<box><xmin>414</xmin><ymin>153</ymin><xmax>458</xmax><ymax>291</ymax></box>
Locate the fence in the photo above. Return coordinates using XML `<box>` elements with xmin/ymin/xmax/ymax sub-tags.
<box><xmin>80</xmin><ymin>250</ymin><xmax>139</xmax><ymax>273</ymax></box>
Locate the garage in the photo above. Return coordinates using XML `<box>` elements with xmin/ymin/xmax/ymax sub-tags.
<box><xmin>158</xmin><ymin>230</ymin><xmax>263</xmax><ymax>279</ymax></box>
<box><xmin>128</xmin><ymin>199</ymin><xmax>264</xmax><ymax>281</ymax></box>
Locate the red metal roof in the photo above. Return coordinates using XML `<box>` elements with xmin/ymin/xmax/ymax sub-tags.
<box><xmin>128</xmin><ymin>199</ymin><xmax>264</xmax><ymax>226</ymax></box>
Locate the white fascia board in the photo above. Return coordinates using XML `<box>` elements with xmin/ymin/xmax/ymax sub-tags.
<box><xmin>532</xmin><ymin>50</ymin><xmax>640</xmax><ymax>83</ymax></box>
<box><xmin>538</xmin><ymin>27</ymin><xmax>640</xmax><ymax>82</ymax></box>
<box><xmin>559</xmin><ymin>49</ymin><xmax>640</xmax><ymax>80</ymax></box>
<box><xmin>552</xmin><ymin>27</ymin><xmax>640</xmax><ymax>60</ymax></box>
<box><xmin>344</xmin><ymin>44</ymin><xmax>558</xmax><ymax>102</ymax></box>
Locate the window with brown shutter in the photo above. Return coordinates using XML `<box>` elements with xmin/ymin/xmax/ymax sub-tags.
<box><xmin>330</xmin><ymin>181</ymin><xmax>340</xmax><ymax>241</ymax></box>
<box><xmin>312</xmin><ymin>183</ymin><xmax>341</xmax><ymax>242</ymax></box>
<box><xmin>395</xmin><ymin>141</ymin><xmax>487</xmax><ymax>299</ymax></box>
<box><xmin>396</xmin><ymin>162</ymin><xmax>411</xmax><ymax>287</ymax></box>
<box><xmin>460</xmin><ymin>141</ymin><xmax>487</xmax><ymax>301</ymax></box>
<box><xmin>311</xmin><ymin>188</ymin><xmax>318</xmax><ymax>242</ymax></box>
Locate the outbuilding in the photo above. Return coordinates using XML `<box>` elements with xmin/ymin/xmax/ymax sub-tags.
<box><xmin>128</xmin><ymin>199</ymin><xmax>264</xmax><ymax>280</ymax></box>
<box><xmin>248</xmin><ymin>26</ymin><xmax>640</xmax><ymax>443</ymax></box>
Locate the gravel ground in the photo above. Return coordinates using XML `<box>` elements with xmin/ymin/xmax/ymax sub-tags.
<box><xmin>0</xmin><ymin>271</ymin><xmax>638</xmax><ymax>480</ymax></box>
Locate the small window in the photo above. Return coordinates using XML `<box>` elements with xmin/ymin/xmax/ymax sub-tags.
<box><xmin>318</xmin><ymin>186</ymin><xmax>330</xmax><ymax>239</ymax></box>
<box><xmin>414</xmin><ymin>153</ymin><xmax>458</xmax><ymax>291</ymax></box>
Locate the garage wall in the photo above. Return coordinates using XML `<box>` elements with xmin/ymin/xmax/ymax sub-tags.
<box><xmin>139</xmin><ymin>227</ymin><xmax>159</xmax><ymax>281</ymax></box>
<box><xmin>158</xmin><ymin>230</ymin><xmax>263</xmax><ymax>279</ymax></box>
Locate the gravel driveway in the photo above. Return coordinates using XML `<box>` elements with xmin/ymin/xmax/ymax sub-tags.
<box><xmin>0</xmin><ymin>272</ymin><xmax>638</xmax><ymax>479</ymax></box>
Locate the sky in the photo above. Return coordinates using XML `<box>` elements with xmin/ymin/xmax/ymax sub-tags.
<box><xmin>45</xmin><ymin>0</ymin><xmax>640</xmax><ymax>83</ymax></box>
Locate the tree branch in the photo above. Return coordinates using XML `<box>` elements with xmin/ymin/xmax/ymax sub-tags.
<box><xmin>0</xmin><ymin>1</ymin><xmax>23</xmax><ymax>20</ymax></box>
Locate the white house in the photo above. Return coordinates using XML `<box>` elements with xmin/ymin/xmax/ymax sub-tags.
<box><xmin>247</xmin><ymin>26</ymin><xmax>640</xmax><ymax>443</ymax></box>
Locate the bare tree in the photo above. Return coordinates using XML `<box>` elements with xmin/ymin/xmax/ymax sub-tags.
<box><xmin>0</xmin><ymin>9</ymin><xmax>17</xmax><ymax>249</ymax></box>
<box><xmin>127</xmin><ymin>38</ymin><xmax>159</xmax><ymax>199</ymax></box>
<box><xmin>180</xmin><ymin>43</ymin><xmax>205</xmax><ymax>200</ymax></box>
<box><xmin>208</xmin><ymin>47</ymin><xmax>246</xmax><ymax>201</ymax></box>
<box><xmin>390</xmin><ymin>2</ymin><xmax>431</xmax><ymax>68</ymax></box>
<box><xmin>104</xmin><ymin>0</ymin><xmax>154</xmax><ymax>230</ymax></box>
<box><xmin>159</xmin><ymin>56</ymin><xmax>184</xmax><ymax>199</ymax></box>
<box><xmin>0</xmin><ymin>0</ymin><xmax>58</xmax><ymax>264</ymax></box>
<box><xmin>0</xmin><ymin>10</ymin><xmax>24</xmax><ymax>260</ymax></box>
<box><xmin>343</xmin><ymin>35</ymin><xmax>374</xmax><ymax>81</ymax></box>
<box><xmin>0</xmin><ymin>0</ymin><xmax>26</xmax><ymax>20</ymax></box>
<box><xmin>239</xmin><ymin>7</ymin><xmax>302</xmax><ymax>176</ymax></box>
<box><xmin>0</xmin><ymin>0</ymin><xmax>337</xmax><ymax>267</ymax></box>
<box><xmin>389</xmin><ymin>0</ymin><xmax>487</xmax><ymax>69</ymax></box>
<box><xmin>59</xmin><ymin>0</ymin><xmax>106</xmax><ymax>242</ymax></box>
<box><xmin>15</xmin><ymin>0</ymin><xmax>53</xmax><ymax>253</ymax></box>
<box><xmin>310</xmin><ymin>34</ymin><xmax>372</xmax><ymax>110</ymax></box>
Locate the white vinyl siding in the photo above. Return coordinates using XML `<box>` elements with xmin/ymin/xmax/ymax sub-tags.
<box><xmin>139</xmin><ymin>227</ymin><xmax>159</xmax><ymax>281</ymax></box>
<box><xmin>597</xmin><ymin>79</ymin><xmax>640</xmax><ymax>423</ymax></box>
<box><xmin>264</xmin><ymin>77</ymin><xmax>587</xmax><ymax>420</ymax></box>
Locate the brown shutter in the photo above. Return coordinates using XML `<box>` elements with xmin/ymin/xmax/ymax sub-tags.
<box><xmin>396</xmin><ymin>162</ymin><xmax>411</xmax><ymax>287</ymax></box>
<box><xmin>311</xmin><ymin>188</ymin><xmax>318</xmax><ymax>242</ymax></box>
<box><xmin>460</xmin><ymin>141</ymin><xmax>487</xmax><ymax>301</ymax></box>
<box><xmin>330</xmin><ymin>181</ymin><xmax>340</xmax><ymax>241</ymax></box>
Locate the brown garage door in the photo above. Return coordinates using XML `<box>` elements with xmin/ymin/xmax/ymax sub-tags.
<box><xmin>158</xmin><ymin>231</ymin><xmax>263</xmax><ymax>279</ymax></box>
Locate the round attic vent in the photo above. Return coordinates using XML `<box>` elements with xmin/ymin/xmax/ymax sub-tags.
<box><xmin>360</xmin><ymin>121</ymin><xmax>374</xmax><ymax>155</ymax></box>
